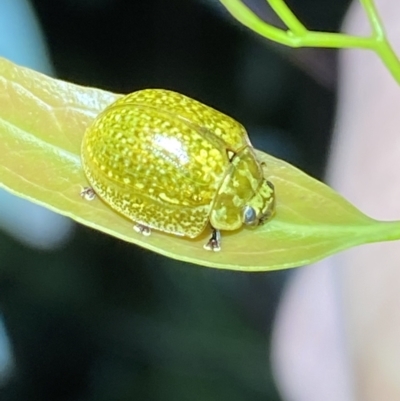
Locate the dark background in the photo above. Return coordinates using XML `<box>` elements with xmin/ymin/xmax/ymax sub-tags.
<box><xmin>0</xmin><ymin>0</ymin><xmax>350</xmax><ymax>400</ymax></box>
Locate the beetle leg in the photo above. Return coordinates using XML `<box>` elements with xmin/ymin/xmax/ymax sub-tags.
<box><xmin>134</xmin><ymin>223</ymin><xmax>152</xmax><ymax>237</ymax></box>
<box><xmin>80</xmin><ymin>186</ymin><xmax>96</xmax><ymax>201</ymax></box>
<box><xmin>203</xmin><ymin>228</ymin><xmax>221</xmax><ymax>252</ymax></box>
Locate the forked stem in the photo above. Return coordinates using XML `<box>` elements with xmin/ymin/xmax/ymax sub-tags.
<box><xmin>359</xmin><ymin>0</ymin><xmax>400</xmax><ymax>84</ymax></box>
<box><xmin>267</xmin><ymin>0</ymin><xmax>307</xmax><ymax>36</ymax></box>
<box><xmin>219</xmin><ymin>0</ymin><xmax>400</xmax><ymax>85</ymax></box>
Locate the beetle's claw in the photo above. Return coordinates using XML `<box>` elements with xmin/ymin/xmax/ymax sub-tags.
<box><xmin>80</xmin><ymin>186</ymin><xmax>96</xmax><ymax>201</ymax></box>
<box><xmin>134</xmin><ymin>223</ymin><xmax>151</xmax><ymax>237</ymax></box>
<box><xmin>203</xmin><ymin>228</ymin><xmax>221</xmax><ymax>252</ymax></box>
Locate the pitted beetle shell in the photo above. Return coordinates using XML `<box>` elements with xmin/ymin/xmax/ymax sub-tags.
<box><xmin>81</xmin><ymin>89</ymin><xmax>275</xmax><ymax>238</ymax></box>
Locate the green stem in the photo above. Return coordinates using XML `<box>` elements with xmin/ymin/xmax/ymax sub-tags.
<box><xmin>360</xmin><ymin>0</ymin><xmax>385</xmax><ymax>37</ymax></box>
<box><xmin>373</xmin><ymin>39</ymin><xmax>400</xmax><ymax>85</ymax></box>
<box><xmin>359</xmin><ymin>0</ymin><xmax>400</xmax><ymax>85</ymax></box>
<box><xmin>297</xmin><ymin>32</ymin><xmax>374</xmax><ymax>50</ymax></box>
<box><xmin>220</xmin><ymin>0</ymin><xmax>373</xmax><ymax>48</ymax></box>
<box><xmin>219</xmin><ymin>0</ymin><xmax>400</xmax><ymax>86</ymax></box>
<box><xmin>267</xmin><ymin>0</ymin><xmax>307</xmax><ymax>35</ymax></box>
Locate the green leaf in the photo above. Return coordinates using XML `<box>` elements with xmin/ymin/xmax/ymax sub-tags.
<box><xmin>1</xmin><ymin>57</ymin><xmax>399</xmax><ymax>271</ymax></box>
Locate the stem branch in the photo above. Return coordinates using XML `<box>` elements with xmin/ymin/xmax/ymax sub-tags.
<box><xmin>219</xmin><ymin>0</ymin><xmax>400</xmax><ymax>85</ymax></box>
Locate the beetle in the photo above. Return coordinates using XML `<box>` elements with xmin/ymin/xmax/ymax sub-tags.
<box><xmin>81</xmin><ymin>89</ymin><xmax>275</xmax><ymax>251</ymax></box>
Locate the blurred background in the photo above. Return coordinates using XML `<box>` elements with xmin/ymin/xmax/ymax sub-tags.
<box><xmin>0</xmin><ymin>0</ymin><xmax>351</xmax><ymax>400</ymax></box>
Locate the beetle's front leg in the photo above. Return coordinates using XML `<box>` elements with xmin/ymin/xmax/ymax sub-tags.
<box><xmin>203</xmin><ymin>228</ymin><xmax>221</xmax><ymax>252</ymax></box>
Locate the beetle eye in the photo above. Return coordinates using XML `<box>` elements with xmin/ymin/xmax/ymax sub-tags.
<box><xmin>243</xmin><ymin>206</ymin><xmax>257</xmax><ymax>225</ymax></box>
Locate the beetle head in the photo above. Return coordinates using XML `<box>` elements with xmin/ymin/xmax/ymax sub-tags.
<box><xmin>242</xmin><ymin>180</ymin><xmax>275</xmax><ymax>226</ymax></box>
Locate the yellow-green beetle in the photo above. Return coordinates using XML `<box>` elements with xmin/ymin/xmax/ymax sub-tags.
<box><xmin>81</xmin><ymin>89</ymin><xmax>275</xmax><ymax>251</ymax></box>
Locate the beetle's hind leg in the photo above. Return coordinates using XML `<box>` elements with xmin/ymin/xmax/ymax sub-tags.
<box><xmin>80</xmin><ymin>186</ymin><xmax>96</xmax><ymax>201</ymax></box>
<box><xmin>134</xmin><ymin>223</ymin><xmax>151</xmax><ymax>237</ymax></box>
<box><xmin>203</xmin><ymin>228</ymin><xmax>221</xmax><ymax>252</ymax></box>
